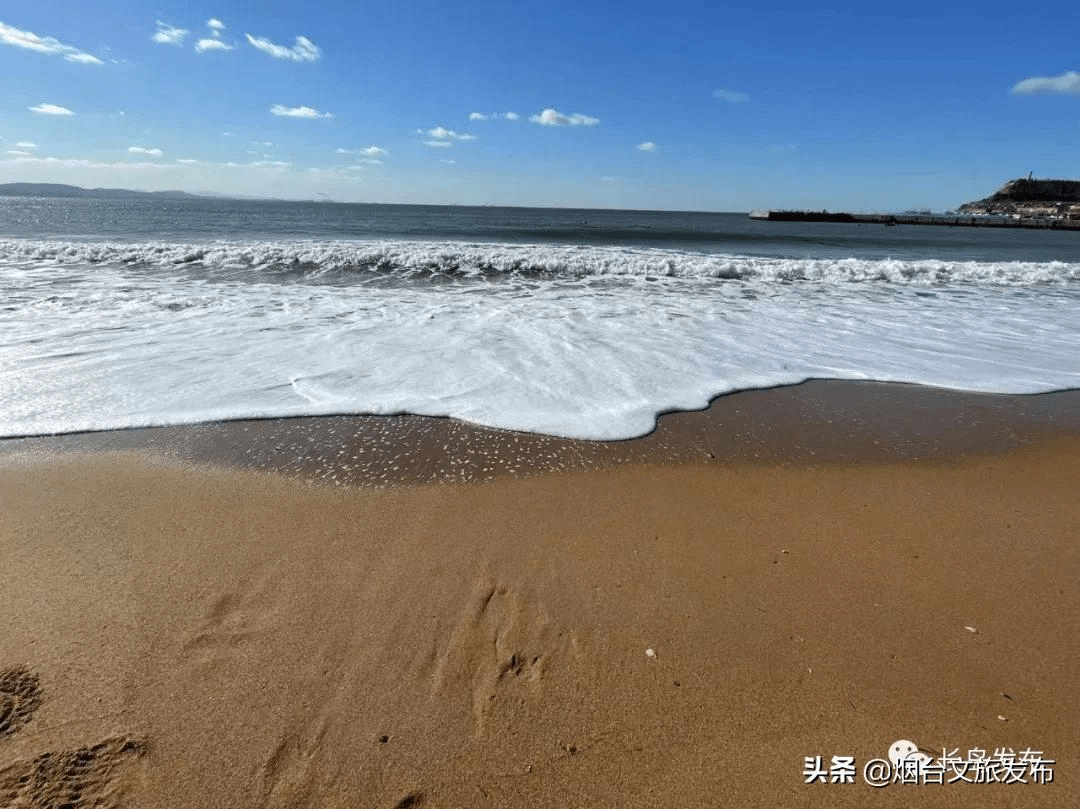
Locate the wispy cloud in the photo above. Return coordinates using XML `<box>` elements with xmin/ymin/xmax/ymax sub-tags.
<box><xmin>637</xmin><ymin>141</ymin><xmax>657</xmax><ymax>152</ymax></box>
<box><xmin>195</xmin><ymin>38</ymin><xmax>233</xmax><ymax>53</ymax></box>
<box><xmin>422</xmin><ymin>140</ymin><xmax>453</xmax><ymax>148</ymax></box>
<box><xmin>3</xmin><ymin>155</ymin><xmax>169</xmax><ymax>169</ymax></box>
<box><xmin>152</xmin><ymin>22</ymin><xmax>188</xmax><ymax>46</ymax></box>
<box><xmin>420</xmin><ymin>126</ymin><xmax>475</xmax><ymax>141</ymax></box>
<box><xmin>713</xmin><ymin>88</ymin><xmax>750</xmax><ymax>103</ymax></box>
<box><xmin>529</xmin><ymin>108</ymin><xmax>599</xmax><ymax>126</ymax></box>
<box><xmin>440</xmin><ymin>159</ymin><xmax>457</xmax><ymax>165</ymax></box>
<box><xmin>66</xmin><ymin>52</ymin><xmax>103</xmax><ymax>65</ymax></box>
<box><xmin>15</xmin><ymin>141</ymin><xmax>38</xmax><ymax>149</ymax></box>
<box><xmin>270</xmin><ymin>104</ymin><xmax>332</xmax><ymax>119</ymax></box>
<box><xmin>3</xmin><ymin>155</ymin><xmax>298</xmax><ymax>172</ymax></box>
<box><xmin>470</xmin><ymin>111</ymin><xmax>520</xmax><ymax>121</ymax></box>
<box><xmin>1011</xmin><ymin>70</ymin><xmax>1080</xmax><ymax>95</ymax></box>
<box><xmin>0</xmin><ymin>20</ymin><xmax>103</xmax><ymax>64</ymax></box>
<box><xmin>128</xmin><ymin>146</ymin><xmax>163</xmax><ymax>156</ymax></box>
<box><xmin>6</xmin><ymin>150</ymin><xmax>32</xmax><ymax>156</ymax></box>
<box><xmin>207</xmin><ymin>18</ymin><xmax>226</xmax><ymax>31</ymax></box>
<box><xmin>29</xmin><ymin>103</ymin><xmax>74</xmax><ymax>115</ymax></box>
<box><xmin>337</xmin><ymin>146</ymin><xmax>386</xmax><ymax>157</ymax></box>
<box><xmin>245</xmin><ymin>33</ymin><xmax>320</xmax><ymax>62</ymax></box>
<box><xmin>170</xmin><ymin>157</ymin><xmax>287</xmax><ymax>169</ymax></box>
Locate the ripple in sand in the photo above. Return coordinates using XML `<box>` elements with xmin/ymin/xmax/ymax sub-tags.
<box><xmin>0</xmin><ymin>665</ymin><xmax>42</xmax><ymax>739</ymax></box>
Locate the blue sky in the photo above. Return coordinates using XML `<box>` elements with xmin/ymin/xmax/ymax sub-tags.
<box><xmin>1</xmin><ymin>1</ymin><xmax>1077</xmax><ymax>211</ymax></box>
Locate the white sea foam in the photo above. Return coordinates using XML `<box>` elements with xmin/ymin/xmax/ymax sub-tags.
<box><xmin>2</xmin><ymin>238</ymin><xmax>1079</xmax><ymax>284</ymax></box>
<box><xmin>2</xmin><ymin>239</ymin><xmax>1079</xmax><ymax>440</ymax></box>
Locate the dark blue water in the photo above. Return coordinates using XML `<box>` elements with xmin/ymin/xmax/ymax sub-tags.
<box><xmin>2</xmin><ymin>195</ymin><xmax>1078</xmax><ymax>263</ymax></box>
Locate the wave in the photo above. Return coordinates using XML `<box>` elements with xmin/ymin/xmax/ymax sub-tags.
<box><xmin>2</xmin><ymin>238</ymin><xmax>1079</xmax><ymax>286</ymax></box>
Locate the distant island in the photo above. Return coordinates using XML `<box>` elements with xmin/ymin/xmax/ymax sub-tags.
<box><xmin>0</xmin><ymin>182</ymin><xmax>213</xmax><ymax>200</ymax></box>
<box><xmin>957</xmin><ymin>178</ymin><xmax>1080</xmax><ymax>220</ymax></box>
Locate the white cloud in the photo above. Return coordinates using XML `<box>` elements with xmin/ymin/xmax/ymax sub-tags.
<box><xmin>207</xmin><ymin>18</ymin><xmax>226</xmax><ymax>31</ymax></box>
<box><xmin>152</xmin><ymin>22</ymin><xmax>188</xmax><ymax>46</ymax></box>
<box><xmin>637</xmin><ymin>141</ymin><xmax>657</xmax><ymax>152</ymax></box>
<box><xmin>529</xmin><ymin>108</ymin><xmax>599</xmax><ymax>126</ymax></box>
<box><xmin>65</xmin><ymin>52</ymin><xmax>103</xmax><ymax>65</ymax></box>
<box><xmin>3</xmin><ymin>155</ymin><xmax>284</xmax><ymax>173</ymax></box>
<box><xmin>338</xmin><ymin>146</ymin><xmax>386</xmax><ymax>157</ymax></box>
<box><xmin>6</xmin><ymin>150</ymin><xmax>31</xmax><ymax>156</ymax></box>
<box><xmin>270</xmin><ymin>104</ymin><xmax>332</xmax><ymax>119</ymax></box>
<box><xmin>15</xmin><ymin>141</ymin><xmax>38</xmax><ymax>149</ymax></box>
<box><xmin>0</xmin><ymin>20</ymin><xmax>103</xmax><ymax>64</ymax></box>
<box><xmin>29</xmin><ymin>103</ymin><xmax>74</xmax><ymax>115</ymax></box>
<box><xmin>440</xmin><ymin>159</ymin><xmax>456</xmax><ymax>165</ymax></box>
<box><xmin>245</xmin><ymin>33</ymin><xmax>320</xmax><ymax>62</ymax></box>
<box><xmin>195</xmin><ymin>38</ymin><xmax>233</xmax><ymax>53</ymax></box>
<box><xmin>128</xmin><ymin>146</ymin><xmax>163</xmax><ymax>156</ymax></box>
<box><xmin>713</xmin><ymin>88</ymin><xmax>750</xmax><ymax>103</ymax></box>
<box><xmin>4</xmin><ymin>155</ymin><xmax>169</xmax><ymax>169</ymax></box>
<box><xmin>471</xmin><ymin>111</ymin><xmax>520</xmax><ymax>121</ymax></box>
<box><xmin>170</xmin><ymin>157</ymin><xmax>285</xmax><ymax>169</ymax></box>
<box><xmin>1011</xmin><ymin>71</ymin><xmax>1080</xmax><ymax>95</ymax></box>
<box><xmin>423</xmin><ymin>140</ymin><xmax>452</xmax><ymax>148</ymax></box>
<box><xmin>422</xmin><ymin>126</ymin><xmax>475</xmax><ymax>141</ymax></box>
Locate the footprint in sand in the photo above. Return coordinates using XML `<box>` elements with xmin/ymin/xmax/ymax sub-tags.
<box><xmin>0</xmin><ymin>665</ymin><xmax>42</xmax><ymax>739</ymax></box>
<box><xmin>0</xmin><ymin>736</ymin><xmax>146</xmax><ymax>809</ymax></box>
<box><xmin>0</xmin><ymin>665</ymin><xmax>146</xmax><ymax>809</ymax></box>
<box><xmin>430</xmin><ymin>574</ymin><xmax>559</xmax><ymax>730</ymax></box>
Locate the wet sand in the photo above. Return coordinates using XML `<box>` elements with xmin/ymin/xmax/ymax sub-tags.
<box><xmin>1</xmin><ymin>381</ymin><xmax>1077</xmax><ymax>808</ymax></box>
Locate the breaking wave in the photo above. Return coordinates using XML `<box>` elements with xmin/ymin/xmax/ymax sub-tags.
<box><xmin>2</xmin><ymin>238</ymin><xmax>1079</xmax><ymax>285</ymax></box>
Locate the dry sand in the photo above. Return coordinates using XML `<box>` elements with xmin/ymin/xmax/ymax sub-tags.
<box><xmin>1</xmin><ymin>382</ymin><xmax>1077</xmax><ymax>808</ymax></box>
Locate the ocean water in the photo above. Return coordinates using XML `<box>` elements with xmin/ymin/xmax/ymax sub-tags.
<box><xmin>2</xmin><ymin>195</ymin><xmax>1079</xmax><ymax>440</ymax></box>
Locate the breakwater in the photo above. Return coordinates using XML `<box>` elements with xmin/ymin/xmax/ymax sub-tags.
<box><xmin>749</xmin><ymin>210</ymin><xmax>1080</xmax><ymax>230</ymax></box>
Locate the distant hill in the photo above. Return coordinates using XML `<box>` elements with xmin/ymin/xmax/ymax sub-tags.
<box><xmin>959</xmin><ymin>178</ymin><xmax>1080</xmax><ymax>218</ymax></box>
<box><xmin>0</xmin><ymin>183</ymin><xmax>207</xmax><ymax>200</ymax></box>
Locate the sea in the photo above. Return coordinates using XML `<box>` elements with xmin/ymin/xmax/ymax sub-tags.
<box><xmin>2</xmin><ymin>195</ymin><xmax>1079</xmax><ymax>441</ymax></box>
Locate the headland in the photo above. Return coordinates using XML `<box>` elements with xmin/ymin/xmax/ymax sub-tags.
<box><xmin>752</xmin><ymin>178</ymin><xmax>1080</xmax><ymax>230</ymax></box>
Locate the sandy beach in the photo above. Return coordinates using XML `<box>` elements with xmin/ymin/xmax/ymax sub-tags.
<box><xmin>1</xmin><ymin>381</ymin><xmax>1077</xmax><ymax>808</ymax></box>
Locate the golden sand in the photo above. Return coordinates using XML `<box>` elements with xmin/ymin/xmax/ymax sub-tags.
<box><xmin>1</xmin><ymin>383</ymin><xmax>1077</xmax><ymax>808</ymax></box>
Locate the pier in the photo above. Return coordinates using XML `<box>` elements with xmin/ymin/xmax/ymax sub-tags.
<box><xmin>749</xmin><ymin>209</ymin><xmax>1080</xmax><ymax>230</ymax></box>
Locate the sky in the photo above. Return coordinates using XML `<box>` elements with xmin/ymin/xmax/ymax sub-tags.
<box><xmin>1</xmin><ymin>1</ymin><xmax>1077</xmax><ymax>211</ymax></box>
